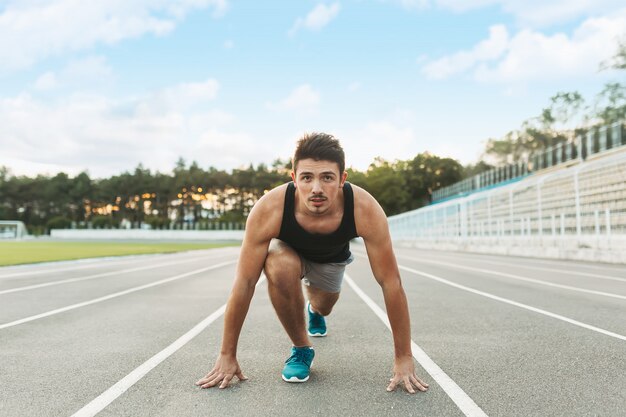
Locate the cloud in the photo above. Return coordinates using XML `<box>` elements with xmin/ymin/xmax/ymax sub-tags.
<box><xmin>30</xmin><ymin>55</ymin><xmax>115</xmax><ymax>93</ymax></box>
<box><xmin>0</xmin><ymin>0</ymin><xmax>228</xmax><ymax>72</ymax></box>
<box><xmin>33</xmin><ymin>72</ymin><xmax>59</xmax><ymax>91</ymax></box>
<box><xmin>422</xmin><ymin>25</ymin><xmax>508</xmax><ymax>80</ymax></box>
<box><xmin>0</xmin><ymin>78</ymin><xmax>278</xmax><ymax>178</ymax></box>
<box><xmin>266</xmin><ymin>84</ymin><xmax>320</xmax><ymax>116</ymax></box>
<box><xmin>341</xmin><ymin>120</ymin><xmax>417</xmax><ymax>171</ymax></box>
<box><xmin>400</xmin><ymin>0</ymin><xmax>625</xmax><ymax>27</ymax></box>
<box><xmin>289</xmin><ymin>3</ymin><xmax>340</xmax><ymax>36</ymax></box>
<box><xmin>132</xmin><ymin>78</ymin><xmax>220</xmax><ymax>115</ymax></box>
<box><xmin>378</xmin><ymin>0</ymin><xmax>429</xmax><ymax>10</ymax></box>
<box><xmin>421</xmin><ymin>11</ymin><xmax>626</xmax><ymax>83</ymax></box>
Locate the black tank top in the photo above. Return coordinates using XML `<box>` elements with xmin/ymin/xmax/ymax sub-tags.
<box><xmin>278</xmin><ymin>182</ymin><xmax>358</xmax><ymax>263</ymax></box>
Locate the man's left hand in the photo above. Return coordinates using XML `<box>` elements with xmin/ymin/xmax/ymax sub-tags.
<box><xmin>386</xmin><ymin>355</ymin><xmax>429</xmax><ymax>394</ymax></box>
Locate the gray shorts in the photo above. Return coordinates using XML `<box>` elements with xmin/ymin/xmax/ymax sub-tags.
<box><xmin>299</xmin><ymin>253</ymin><xmax>354</xmax><ymax>293</ymax></box>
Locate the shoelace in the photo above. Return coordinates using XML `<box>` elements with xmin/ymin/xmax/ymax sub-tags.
<box><xmin>286</xmin><ymin>349</ymin><xmax>312</xmax><ymax>365</ymax></box>
<box><xmin>309</xmin><ymin>311</ymin><xmax>324</xmax><ymax>328</ymax></box>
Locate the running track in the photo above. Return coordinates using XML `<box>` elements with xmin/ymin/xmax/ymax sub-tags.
<box><xmin>1</xmin><ymin>244</ymin><xmax>624</xmax><ymax>416</ymax></box>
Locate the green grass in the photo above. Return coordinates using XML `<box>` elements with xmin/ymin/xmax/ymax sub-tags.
<box><xmin>0</xmin><ymin>241</ymin><xmax>240</xmax><ymax>266</ymax></box>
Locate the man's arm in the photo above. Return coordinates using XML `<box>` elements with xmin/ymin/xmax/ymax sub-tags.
<box><xmin>195</xmin><ymin>189</ymin><xmax>283</xmax><ymax>389</ymax></box>
<box><xmin>354</xmin><ymin>187</ymin><xmax>429</xmax><ymax>394</ymax></box>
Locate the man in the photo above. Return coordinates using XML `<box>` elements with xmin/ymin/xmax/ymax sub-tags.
<box><xmin>195</xmin><ymin>133</ymin><xmax>429</xmax><ymax>393</ymax></box>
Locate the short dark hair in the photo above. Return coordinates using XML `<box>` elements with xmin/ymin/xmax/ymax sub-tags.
<box><xmin>293</xmin><ymin>132</ymin><xmax>345</xmax><ymax>174</ymax></box>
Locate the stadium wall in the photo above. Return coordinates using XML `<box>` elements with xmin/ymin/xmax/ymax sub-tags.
<box><xmin>388</xmin><ymin>147</ymin><xmax>626</xmax><ymax>264</ymax></box>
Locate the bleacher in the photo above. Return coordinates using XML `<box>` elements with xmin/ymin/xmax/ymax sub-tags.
<box><xmin>387</xmin><ymin>122</ymin><xmax>626</xmax><ymax>263</ymax></box>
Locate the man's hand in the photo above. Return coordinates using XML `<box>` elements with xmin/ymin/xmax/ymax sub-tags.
<box><xmin>386</xmin><ymin>355</ymin><xmax>429</xmax><ymax>394</ymax></box>
<box><xmin>195</xmin><ymin>354</ymin><xmax>248</xmax><ymax>389</ymax></box>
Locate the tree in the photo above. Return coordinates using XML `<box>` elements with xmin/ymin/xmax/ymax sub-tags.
<box><xmin>545</xmin><ymin>91</ymin><xmax>587</xmax><ymax>131</ymax></box>
<box><xmin>601</xmin><ymin>37</ymin><xmax>626</xmax><ymax>71</ymax></box>
<box><xmin>483</xmin><ymin>91</ymin><xmax>581</xmax><ymax>166</ymax></box>
<box><xmin>594</xmin><ymin>82</ymin><xmax>626</xmax><ymax>125</ymax></box>
<box><xmin>69</xmin><ymin>172</ymin><xmax>93</xmax><ymax>223</ymax></box>
<box><xmin>404</xmin><ymin>153</ymin><xmax>463</xmax><ymax>209</ymax></box>
<box><xmin>463</xmin><ymin>161</ymin><xmax>493</xmax><ymax>178</ymax></box>
<box><xmin>345</xmin><ymin>167</ymin><xmax>367</xmax><ymax>188</ymax></box>
<box><xmin>363</xmin><ymin>158</ymin><xmax>409</xmax><ymax>216</ymax></box>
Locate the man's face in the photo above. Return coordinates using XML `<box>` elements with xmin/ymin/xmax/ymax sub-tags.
<box><xmin>291</xmin><ymin>158</ymin><xmax>348</xmax><ymax>215</ymax></box>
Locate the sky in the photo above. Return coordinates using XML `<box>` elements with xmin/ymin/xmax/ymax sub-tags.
<box><xmin>1</xmin><ymin>0</ymin><xmax>625</xmax><ymax>179</ymax></box>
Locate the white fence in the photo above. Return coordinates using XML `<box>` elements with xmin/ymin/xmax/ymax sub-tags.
<box><xmin>389</xmin><ymin>148</ymin><xmax>626</xmax><ymax>263</ymax></box>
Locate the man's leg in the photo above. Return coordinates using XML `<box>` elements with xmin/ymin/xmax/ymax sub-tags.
<box><xmin>306</xmin><ymin>285</ymin><xmax>340</xmax><ymax>316</ymax></box>
<box><xmin>264</xmin><ymin>240</ymin><xmax>310</xmax><ymax>347</ymax></box>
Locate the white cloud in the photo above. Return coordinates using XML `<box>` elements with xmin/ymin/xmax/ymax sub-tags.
<box><xmin>64</xmin><ymin>55</ymin><xmax>113</xmax><ymax>80</ymax></box>
<box><xmin>33</xmin><ymin>72</ymin><xmax>59</xmax><ymax>90</ymax></box>
<box><xmin>413</xmin><ymin>0</ymin><xmax>625</xmax><ymax>27</ymax></box>
<box><xmin>196</xmin><ymin>130</ymin><xmax>264</xmax><ymax>168</ymax></box>
<box><xmin>134</xmin><ymin>78</ymin><xmax>220</xmax><ymax>115</ymax></box>
<box><xmin>422</xmin><ymin>11</ymin><xmax>626</xmax><ymax>83</ymax></box>
<box><xmin>223</xmin><ymin>39</ymin><xmax>234</xmax><ymax>49</ymax></box>
<box><xmin>0</xmin><ymin>78</ymin><xmax>276</xmax><ymax>178</ymax></box>
<box><xmin>289</xmin><ymin>3</ymin><xmax>340</xmax><ymax>36</ymax></box>
<box><xmin>0</xmin><ymin>0</ymin><xmax>228</xmax><ymax>72</ymax></box>
<box><xmin>422</xmin><ymin>24</ymin><xmax>508</xmax><ymax>80</ymax></box>
<box><xmin>379</xmin><ymin>0</ymin><xmax>429</xmax><ymax>9</ymax></box>
<box><xmin>31</xmin><ymin>55</ymin><xmax>114</xmax><ymax>91</ymax></box>
<box><xmin>266</xmin><ymin>84</ymin><xmax>320</xmax><ymax>116</ymax></box>
<box><xmin>341</xmin><ymin>120</ymin><xmax>417</xmax><ymax>171</ymax></box>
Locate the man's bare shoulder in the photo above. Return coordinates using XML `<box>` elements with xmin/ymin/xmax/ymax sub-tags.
<box><xmin>350</xmin><ymin>183</ymin><xmax>387</xmax><ymax>237</ymax></box>
<box><xmin>253</xmin><ymin>182</ymin><xmax>289</xmax><ymax>211</ymax></box>
<box><xmin>246</xmin><ymin>183</ymin><xmax>289</xmax><ymax>240</ymax></box>
<box><xmin>350</xmin><ymin>183</ymin><xmax>383</xmax><ymax>215</ymax></box>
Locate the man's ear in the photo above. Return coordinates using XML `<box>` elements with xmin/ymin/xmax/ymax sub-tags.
<box><xmin>290</xmin><ymin>170</ymin><xmax>296</xmax><ymax>186</ymax></box>
<box><xmin>340</xmin><ymin>170</ymin><xmax>348</xmax><ymax>187</ymax></box>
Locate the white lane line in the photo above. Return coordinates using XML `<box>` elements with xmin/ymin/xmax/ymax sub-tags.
<box><xmin>396</xmin><ymin>264</ymin><xmax>626</xmax><ymax>342</ymax></box>
<box><xmin>0</xmin><ymin>253</ymin><xmax>233</xmax><ymax>296</ymax></box>
<box><xmin>0</xmin><ymin>247</ymin><xmax>238</xmax><ymax>280</ymax></box>
<box><xmin>451</xmin><ymin>258</ymin><xmax>626</xmax><ymax>283</ymax></box>
<box><xmin>396</xmin><ymin>253</ymin><xmax>626</xmax><ymax>284</ymax></box>
<box><xmin>344</xmin><ymin>273</ymin><xmax>488</xmax><ymax>417</ymax></box>
<box><xmin>394</xmin><ymin>255</ymin><xmax>626</xmax><ymax>301</ymax></box>
<box><xmin>392</xmin><ymin>248</ymin><xmax>626</xmax><ymax>274</ymax></box>
<box><xmin>69</xmin><ymin>276</ymin><xmax>266</xmax><ymax>417</ymax></box>
<box><xmin>0</xmin><ymin>260</ymin><xmax>237</xmax><ymax>330</ymax></box>
<box><xmin>0</xmin><ymin>258</ymin><xmax>148</xmax><ymax>279</ymax></box>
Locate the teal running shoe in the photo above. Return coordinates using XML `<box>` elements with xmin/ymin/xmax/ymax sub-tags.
<box><xmin>282</xmin><ymin>346</ymin><xmax>315</xmax><ymax>382</ymax></box>
<box><xmin>307</xmin><ymin>302</ymin><xmax>327</xmax><ymax>337</ymax></box>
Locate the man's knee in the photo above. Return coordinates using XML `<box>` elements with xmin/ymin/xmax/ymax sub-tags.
<box><xmin>309</xmin><ymin>290</ymin><xmax>340</xmax><ymax>316</ymax></box>
<box><xmin>313</xmin><ymin>303</ymin><xmax>334</xmax><ymax>316</ymax></box>
<box><xmin>263</xmin><ymin>247</ymin><xmax>302</xmax><ymax>291</ymax></box>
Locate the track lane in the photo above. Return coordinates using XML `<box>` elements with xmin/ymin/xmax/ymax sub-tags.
<box><xmin>346</xmin><ymin>252</ymin><xmax>626</xmax><ymax>416</ymax></box>
<box><xmin>353</xmin><ymin>248</ymin><xmax>626</xmax><ymax>336</ymax></box>
<box><xmin>393</xmin><ymin>255</ymin><xmax>626</xmax><ymax>298</ymax></box>
<box><xmin>0</xmin><ymin>261</ymin><xmax>239</xmax><ymax>417</ymax></box>
<box><xmin>0</xmin><ymin>253</ymin><xmax>238</xmax><ymax>325</ymax></box>
<box><xmin>92</xmin><ymin>274</ymin><xmax>465</xmax><ymax>417</ymax></box>
<box><xmin>0</xmin><ymin>247</ymin><xmax>239</xmax><ymax>286</ymax></box>
<box><xmin>3</xmin><ymin>246</ymin><xmax>625</xmax><ymax>417</ymax></box>
<box><xmin>392</xmin><ymin>246</ymin><xmax>626</xmax><ymax>277</ymax></box>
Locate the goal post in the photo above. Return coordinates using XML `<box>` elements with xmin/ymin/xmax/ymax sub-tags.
<box><xmin>0</xmin><ymin>221</ymin><xmax>28</xmax><ymax>239</ymax></box>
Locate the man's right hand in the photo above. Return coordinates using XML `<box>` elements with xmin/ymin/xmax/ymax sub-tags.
<box><xmin>195</xmin><ymin>354</ymin><xmax>248</xmax><ymax>389</ymax></box>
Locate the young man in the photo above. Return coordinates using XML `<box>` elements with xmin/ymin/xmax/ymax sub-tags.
<box><xmin>195</xmin><ymin>133</ymin><xmax>429</xmax><ymax>394</ymax></box>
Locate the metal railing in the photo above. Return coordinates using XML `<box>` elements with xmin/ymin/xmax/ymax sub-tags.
<box><xmin>390</xmin><ymin>147</ymin><xmax>626</xmax><ymax>240</ymax></box>
<box><xmin>432</xmin><ymin>122</ymin><xmax>625</xmax><ymax>202</ymax></box>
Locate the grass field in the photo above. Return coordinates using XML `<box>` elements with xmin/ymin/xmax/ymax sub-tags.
<box><xmin>0</xmin><ymin>241</ymin><xmax>239</xmax><ymax>267</ymax></box>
